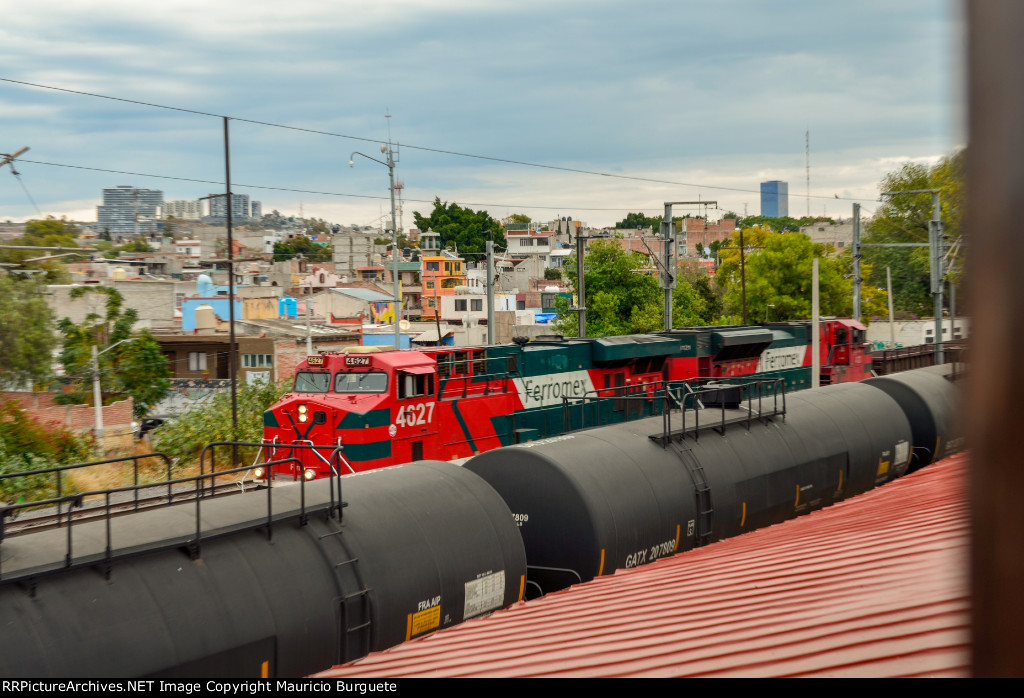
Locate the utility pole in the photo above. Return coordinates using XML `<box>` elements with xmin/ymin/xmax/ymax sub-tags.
<box><xmin>852</xmin><ymin>203</ymin><xmax>862</xmax><ymax>322</ymax></box>
<box><xmin>306</xmin><ymin>285</ymin><xmax>313</xmax><ymax>355</ymax></box>
<box><xmin>350</xmin><ymin>135</ymin><xmax>402</xmax><ymax>351</ymax></box>
<box><xmin>92</xmin><ymin>345</ymin><xmax>104</xmax><ymax>443</ymax></box>
<box><xmin>575</xmin><ymin>226</ymin><xmax>586</xmax><ymax>337</ymax></box>
<box><xmin>486</xmin><ymin>239</ymin><xmax>495</xmax><ymax>345</ymax></box>
<box><xmin>812</xmin><ymin>258</ymin><xmax>820</xmax><ymax>389</ymax></box>
<box><xmin>223</xmin><ymin>117</ymin><xmax>239</xmax><ymax>447</ymax></box>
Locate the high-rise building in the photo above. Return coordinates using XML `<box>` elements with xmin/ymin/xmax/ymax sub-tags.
<box><xmin>96</xmin><ymin>186</ymin><xmax>164</xmax><ymax>235</ymax></box>
<box><xmin>251</xmin><ymin>201</ymin><xmax>262</xmax><ymax>219</ymax></box>
<box><xmin>760</xmin><ymin>181</ymin><xmax>789</xmax><ymax>218</ymax></box>
<box><xmin>208</xmin><ymin>193</ymin><xmax>251</xmax><ymax>219</ymax></box>
<box><xmin>161</xmin><ymin>200</ymin><xmax>203</xmax><ymax>220</ymax></box>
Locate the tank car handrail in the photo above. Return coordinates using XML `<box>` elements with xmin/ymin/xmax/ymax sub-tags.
<box><xmin>251</xmin><ymin>440</ymin><xmax>352</xmax><ymax>519</ymax></box>
<box><xmin>653</xmin><ymin>377</ymin><xmax>786</xmax><ymax>446</ymax></box>
<box><xmin>0</xmin><ymin>452</ymin><xmax>174</xmax><ymax>523</ymax></box>
<box><xmin>526</xmin><ymin>564</ymin><xmax>583</xmax><ymax>587</ymax></box>
<box><xmin>200</xmin><ymin>440</ymin><xmax>349</xmax><ymax>487</ymax></box>
<box><xmin>0</xmin><ymin>457</ymin><xmax>320</xmax><ymax>584</ymax></box>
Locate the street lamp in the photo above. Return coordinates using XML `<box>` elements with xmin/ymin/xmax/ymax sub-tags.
<box><xmin>92</xmin><ymin>338</ymin><xmax>134</xmax><ymax>446</ymax></box>
<box><xmin>350</xmin><ymin>143</ymin><xmax>402</xmax><ymax>351</ymax></box>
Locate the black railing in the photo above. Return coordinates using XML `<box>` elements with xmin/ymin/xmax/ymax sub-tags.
<box><xmin>656</xmin><ymin>378</ymin><xmax>787</xmax><ymax>444</ymax></box>
<box><xmin>0</xmin><ymin>456</ymin><xmax>325</xmax><ymax>584</ymax></box>
<box><xmin>200</xmin><ymin>441</ymin><xmax>350</xmax><ymax>521</ymax></box>
<box><xmin>0</xmin><ymin>452</ymin><xmax>174</xmax><ymax>521</ymax></box>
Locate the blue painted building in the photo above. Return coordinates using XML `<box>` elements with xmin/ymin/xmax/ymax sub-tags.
<box><xmin>760</xmin><ymin>180</ymin><xmax>789</xmax><ymax>217</ymax></box>
<box><xmin>182</xmin><ymin>297</ymin><xmax>244</xmax><ymax>331</ymax></box>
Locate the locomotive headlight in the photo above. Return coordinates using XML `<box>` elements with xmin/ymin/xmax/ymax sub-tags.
<box><xmin>254</xmin><ymin>466</ymin><xmax>266</xmax><ymax>479</ymax></box>
<box><xmin>298</xmin><ymin>403</ymin><xmax>308</xmax><ymax>423</ymax></box>
<box><xmin>303</xmin><ymin>468</ymin><xmax>317</xmax><ymax>481</ymax></box>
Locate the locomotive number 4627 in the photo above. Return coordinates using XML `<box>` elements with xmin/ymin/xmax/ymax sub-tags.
<box><xmin>395</xmin><ymin>403</ymin><xmax>436</xmax><ymax>427</ymax></box>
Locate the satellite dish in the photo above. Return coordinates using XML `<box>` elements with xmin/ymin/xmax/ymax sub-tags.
<box><xmin>399</xmin><ymin>319</ymin><xmax>411</xmax><ymax>331</ymax></box>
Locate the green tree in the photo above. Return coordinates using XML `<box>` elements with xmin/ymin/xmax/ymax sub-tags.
<box><xmin>413</xmin><ymin>198</ymin><xmax>505</xmax><ymax>254</ymax></box>
<box><xmin>862</xmin><ymin>150</ymin><xmax>964</xmax><ymax>315</ymax></box>
<box><xmin>734</xmin><ymin>215</ymin><xmax>832</xmax><ymax>233</ymax></box>
<box><xmin>678</xmin><ymin>260</ymin><xmax>724</xmax><ymax>324</ymax></box>
<box><xmin>555</xmin><ymin>241</ymin><xmax>706</xmax><ymax>336</ymax></box>
<box><xmin>273</xmin><ymin>236</ymin><xmax>332</xmax><ymax>262</ymax></box>
<box><xmin>614</xmin><ymin>212</ymin><xmax>662</xmax><ymax>230</ymax></box>
<box><xmin>715</xmin><ymin>228</ymin><xmax>850</xmax><ymax>322</ymax></box>
<box><xmin>0</xmin><ymin>276</ymin><xmax>58</xmax><ymax>389</ymax></box>
<box><xmin>21</xmin><ymin>216</ymin><xmax>80</xmax><ymax>246</ymax></box>
<box><xmin>502</xmin><ymin>213</ymin><xmax>532</xmax><ymax>228</ymax></box>
<box><xmin>304</xmin><ymin>218</ymin><xmax>331</xmax><ymax>236</ymax></box>
<box><xmin>0</xmin><ymin>217</ymin><xmax>80</xmax><ymax>282</ymax></box>
<box><xmin>58</xmin><ymin>287</ymin><xmax>171</xmax><ymax>419</ymax></box>
<box><xmin>163</xmin><ymin>215</ymin><xmax>177</xmax><ymax>238</ymax></box>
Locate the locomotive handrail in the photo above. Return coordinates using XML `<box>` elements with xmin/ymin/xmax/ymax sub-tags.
<box><xmin>0</xmin><ymin>457</ymin><xmax>316</xmax><ymax>584</ymax></box>
<box><xmin>438</xmin><ymin>370</ymin><xmax>515</xmax><ymax>400</ymax></box>
<box><xmin>0</xmin><ymin>452</ymin><xmax>174</xmax><ymax>521</ymax></box>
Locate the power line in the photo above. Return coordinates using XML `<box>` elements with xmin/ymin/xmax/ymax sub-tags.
<box><xmin>1</xmin><ymin>77</ymin><xmax>881</xmax><ymax>204</ymax></box>
<box><xmin>16</xmin><ymin>158</ymin><xmax>677</xmax><ymax>213</ymax></box>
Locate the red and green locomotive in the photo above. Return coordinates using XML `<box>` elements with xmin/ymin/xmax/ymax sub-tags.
<box><xmin>260</xmin><ymin>319</ymin><xmax>872</xmax><ymax>480</ymax></box>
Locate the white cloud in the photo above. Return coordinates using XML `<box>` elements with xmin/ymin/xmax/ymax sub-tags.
<box><xmin>0</xmin><ymin>0</ymin><xmax>962</xmax><ymax>226</ymax></box>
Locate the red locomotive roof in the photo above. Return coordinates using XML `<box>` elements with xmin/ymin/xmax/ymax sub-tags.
<box><xmin>317</xmin><ymin>453</ymin><xmax>969</xmax><ymax>678</ymax></box>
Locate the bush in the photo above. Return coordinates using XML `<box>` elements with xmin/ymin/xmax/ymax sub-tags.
<box><xmin>152</xmin><ymin>380</ymin><xmax>291</xmax><ymax>466</ymax></box>
<box><xmin>0</xmin><ymin>400</ymin><xmax>96</xmax><ymax>503</ymax></box>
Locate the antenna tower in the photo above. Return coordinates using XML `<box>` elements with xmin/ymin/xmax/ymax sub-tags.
<box><xmin>805</xmin><ymin>130</ymin><xmax>810</xmax><ymax>217</ymax></box>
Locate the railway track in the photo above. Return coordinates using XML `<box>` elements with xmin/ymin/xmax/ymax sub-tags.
<box><xmin>2</xmin><ymin>477</ymin><xmax>261</xmax><ymax>537</ymax></box>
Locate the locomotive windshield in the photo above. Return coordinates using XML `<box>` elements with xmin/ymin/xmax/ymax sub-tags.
<box><xmin>335</xmin><ymin>371</ymin><xmax>388</xmax><ymax>393</ymax></box>
<box><xmin>294</xmin><ymin>372</ymin><xmax>331</xmax><ymax>393</ymax></box>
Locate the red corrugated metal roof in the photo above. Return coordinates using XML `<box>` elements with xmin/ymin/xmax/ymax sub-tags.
<box><xmin>318</xmin><ymin>453</ymin><xmax>969</xmax><ymax>678</ymax></box>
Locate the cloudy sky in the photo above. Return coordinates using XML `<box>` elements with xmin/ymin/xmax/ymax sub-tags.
<box><xmin>0</xmin><ymin>0</ymin><xmax>962</xmax><ymax>229</ymax></box>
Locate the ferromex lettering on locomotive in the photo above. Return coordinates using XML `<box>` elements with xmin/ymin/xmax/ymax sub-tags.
<box><xmin>757</xmin><ymin>346</ymin><xmax>807</xmax><ymax>372</ymax></box>
<box><xmin>513</xmin><ymin>371</ymin><xmax>595</xmax><ymax>408</ymax></box>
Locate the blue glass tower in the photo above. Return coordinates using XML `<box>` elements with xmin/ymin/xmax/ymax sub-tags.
<box><xmin>760</xmin><ymin>181</ymin><xmax>789</xmax><ymax>217</ymax></box>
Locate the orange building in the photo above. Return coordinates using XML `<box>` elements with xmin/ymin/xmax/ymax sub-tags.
<box><xmin>419</xmin><ymin>228</ymin><xmax>466</xmax><ymax>320</ymax></box>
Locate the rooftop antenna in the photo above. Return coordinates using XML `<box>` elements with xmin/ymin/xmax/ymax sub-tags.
<box><xmin>806</xmin><ymin>129</ymin><xmax>811</xmax><ymax>217</ymax></box>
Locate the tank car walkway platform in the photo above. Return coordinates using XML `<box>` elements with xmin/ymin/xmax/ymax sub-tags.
<box><xmin>319</xmin><ymin>452</ymin><xmax>970</xmax><ymax>678</ymax></box>
<box><xmin>0</xmin><ymin>479</ymin><xmax>334</xmax><ymax>582</ymax></box>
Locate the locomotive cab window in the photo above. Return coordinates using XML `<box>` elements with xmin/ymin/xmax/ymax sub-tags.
<box><xmin>334</xmin><ymin>371</ymin><xmax>388</xmax><ymax>393</ymax></box>
<box><xmin>398</xmin><ymin>369</ymin><xmax>435</xmax><ymax>399</ymax></box>
<box><xmin>294</xmin><ymin>371</ymin><xmax>330</xmax><ymax>393</ymax></box>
